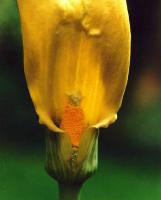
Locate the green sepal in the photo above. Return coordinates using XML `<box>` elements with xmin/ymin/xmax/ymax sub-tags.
<box><xmin>45</xmin><ymin>128</ymin><xmax>99</xmax><ymax>184</ymax></box>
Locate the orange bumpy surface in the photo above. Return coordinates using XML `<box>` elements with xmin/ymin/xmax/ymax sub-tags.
<box><xmin>60</xmin><ymin>103</ymin><xmax>86</xmax><ymax>147</ymax></box>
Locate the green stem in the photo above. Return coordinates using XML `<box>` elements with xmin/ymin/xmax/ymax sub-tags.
<box><xmin>59</xmin><ymin>182</ymin><xmax>82</xmax><ymax>200</ymax></box>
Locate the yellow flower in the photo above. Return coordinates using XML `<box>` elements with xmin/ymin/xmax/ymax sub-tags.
<box><xmin>17</xmin><ymin>0</ymin><xmax>131</xmax><ymax>147</ymax></box>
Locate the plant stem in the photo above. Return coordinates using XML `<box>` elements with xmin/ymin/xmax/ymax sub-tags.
<box><xmin>58</xmin><ymin>182</ymin><xmax>82</xmax><ymax>200</ymax></box>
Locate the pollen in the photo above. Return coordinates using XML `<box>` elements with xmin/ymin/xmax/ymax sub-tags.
<box><xmin>60</xmin><ymin>101</ymin><xmax>85</xmax><ymax>147</ymax></box>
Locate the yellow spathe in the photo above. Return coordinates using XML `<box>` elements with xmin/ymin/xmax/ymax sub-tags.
<box><xmin>17</xmin><ymin>0</ymin><xmax>131</xmax><ymax>133</ymax></box>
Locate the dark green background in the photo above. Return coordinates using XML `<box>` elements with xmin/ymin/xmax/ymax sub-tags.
<box><xmin>0</xmin><ymin>1</ymin><xmax>161</xmax><ymax>199</ymax></box>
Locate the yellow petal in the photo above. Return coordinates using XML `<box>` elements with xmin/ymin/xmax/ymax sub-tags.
<box><xmin>17</xmin><ymin>0</ymin><xmax>131</xmax><ymax>130</ymax></box>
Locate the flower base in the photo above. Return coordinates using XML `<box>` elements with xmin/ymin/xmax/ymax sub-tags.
<box><xmin>45</xmin><ymin>128</ymin><xmax>99</xmax><ymax>199</ymax></box>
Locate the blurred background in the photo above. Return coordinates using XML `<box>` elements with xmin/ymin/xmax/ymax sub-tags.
<box><xmin>0</xmin><ymin>0</ymin><xmax>161</xmax><ymax>199</ymax></box>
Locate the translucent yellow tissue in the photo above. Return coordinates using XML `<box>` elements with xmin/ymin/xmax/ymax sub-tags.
<box><xmin>17</xmin><ymin>0</ymin><xmax>131</xmax><ymax>146</ymax></box>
